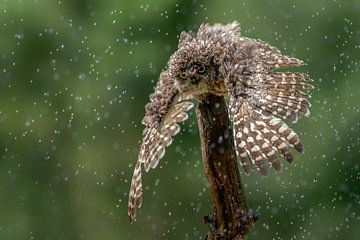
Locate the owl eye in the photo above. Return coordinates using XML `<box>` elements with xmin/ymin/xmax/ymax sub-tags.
<box><xmin>198</xmin><ymin>65</ymin><xmax>206</xmax><ymax>73</ymax></box>
<box><xmin>179</xmin><ymin>72</ymin><xmax>188</xmax><ymax>79</ymax></box>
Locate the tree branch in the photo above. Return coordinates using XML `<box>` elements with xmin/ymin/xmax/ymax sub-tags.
<box><xmin>196</xmin><ymin>94</ymin><xmax>257</xmax><ymax>240</ymax></box>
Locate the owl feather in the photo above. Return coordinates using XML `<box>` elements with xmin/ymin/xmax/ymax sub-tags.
<box><xmin>128</xmin><ymin>71</ymin><xmax>194</xmax><ymax>221</ymax></box>
<box><xmin>221</xmin><ymin>37</ymin><xmax>312</xmax><ymax>174</ymax></box>
<box><xmin>128</xmin><ymin>21</ymin><xmax>313</xmax><ymax>221</ymax></box>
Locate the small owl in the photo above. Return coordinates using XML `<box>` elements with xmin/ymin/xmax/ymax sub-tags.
<box><xmin>128</xmin><ymin>22</ymin><xmax>313</xmax><ymax>221</ymax></box>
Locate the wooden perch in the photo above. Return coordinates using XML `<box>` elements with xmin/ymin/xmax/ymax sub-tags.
<box><xmin>196</xmin><ymin>94</ymin><xmax>257</xmax><ymax>240</ymax></box>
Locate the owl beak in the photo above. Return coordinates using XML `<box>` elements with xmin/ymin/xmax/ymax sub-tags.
<box><xmin>190</xmin><ymin>75</ymin><xmax>199</xmax><ymax>84</ymax></box>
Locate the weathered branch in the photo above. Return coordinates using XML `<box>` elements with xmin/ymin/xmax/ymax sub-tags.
<box><xmin>196</xmin><ymin>94</ymin><xmax>257</xmax><ymax>240</ymax></box>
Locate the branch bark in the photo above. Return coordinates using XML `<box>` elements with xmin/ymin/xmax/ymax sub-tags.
<box><xmin>196</xmin><ymin>94</ymin><xmax>257</xmax><ymax>240</ymax></box>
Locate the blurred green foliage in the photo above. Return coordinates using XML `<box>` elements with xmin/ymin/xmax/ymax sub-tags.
<box><xmin>0</xmin><ymin>0</ymin><xmax>359</xmax><ymax>239</ymax></box>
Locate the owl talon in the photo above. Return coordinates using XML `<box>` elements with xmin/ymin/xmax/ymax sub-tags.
<box><xmin>204</xmin><ymin>214</ymin><xmax>217</xmax><ymax>231</ymax></box>
<box><xmin>247</xmin><ymin>208</ymin><xmax>259</xmax><ymax>223</ymax></box>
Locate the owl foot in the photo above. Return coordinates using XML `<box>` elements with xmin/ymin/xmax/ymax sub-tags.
<box><xmin>204</xmin><ymin>214</ymin><xmax>217</xmax><ymax>232</ymax></box>
<box><xmin>246</xmin><ymin>208</ymin><xmax>259</xmax><ymax>223</ymax></box>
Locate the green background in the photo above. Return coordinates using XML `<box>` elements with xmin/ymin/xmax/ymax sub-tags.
<box><xmin>0</xmin><ymin>0</ymin><xmax>359</xmax><ymax>239</ymax></box>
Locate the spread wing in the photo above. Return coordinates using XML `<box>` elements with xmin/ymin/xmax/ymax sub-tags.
<box><xmin>128</xmin><ymin>70</ymin><xmax>194</xmax><ymax>222</ymax></box>
<box><xmin>221</xmin><ymin>38</ymin><xmax>313</xmax><ymax>175</ymax></box>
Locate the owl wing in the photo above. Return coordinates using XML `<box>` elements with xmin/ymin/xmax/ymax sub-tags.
<box><xmin>221</xmin><ymin>38</ymin><xmax>314</xmax><ymax>175</ymax></box>
<box><xmin>128</xmin><ymin>70</ymin><xmax>194</xmax><ymax>222</ymax></box>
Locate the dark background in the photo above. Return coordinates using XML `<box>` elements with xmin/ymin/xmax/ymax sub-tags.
<box><xmin>0</xmin><ymin>0</ymin><xmax>359</xmax><ymax>239</ymax></box>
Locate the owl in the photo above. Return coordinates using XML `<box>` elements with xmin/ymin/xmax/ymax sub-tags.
<box><xmin>128</xmin><ymin>22</ymin><xmax>313</xmax><ymax>221</ymax></box>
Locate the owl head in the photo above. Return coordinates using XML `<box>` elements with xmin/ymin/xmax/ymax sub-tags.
<box><xmin>168</xmin><ymin>22</ymin><xmax>241</xmax><ymax>97</ymax></box>
<box><xmin>167</xmin><ymin>31</ymin><xmax>224</xmax><ymax>96</ymax></box>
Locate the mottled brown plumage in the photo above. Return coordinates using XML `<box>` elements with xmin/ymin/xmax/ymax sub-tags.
<box><xmin>128</xmin><ymin>21</ymin><xmax>313</xmax><ymax>221</ymax></box>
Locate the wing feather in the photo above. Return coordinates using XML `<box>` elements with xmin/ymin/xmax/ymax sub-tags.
<box><xmin>128</xmin><ymin>70</ymin><xmax>194</xmax><ymax>221</ymax></box>
<box><xmin>222</xmin><ymin>38</ymin><xmax>313</xmax><ymax>175</ymax></box>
